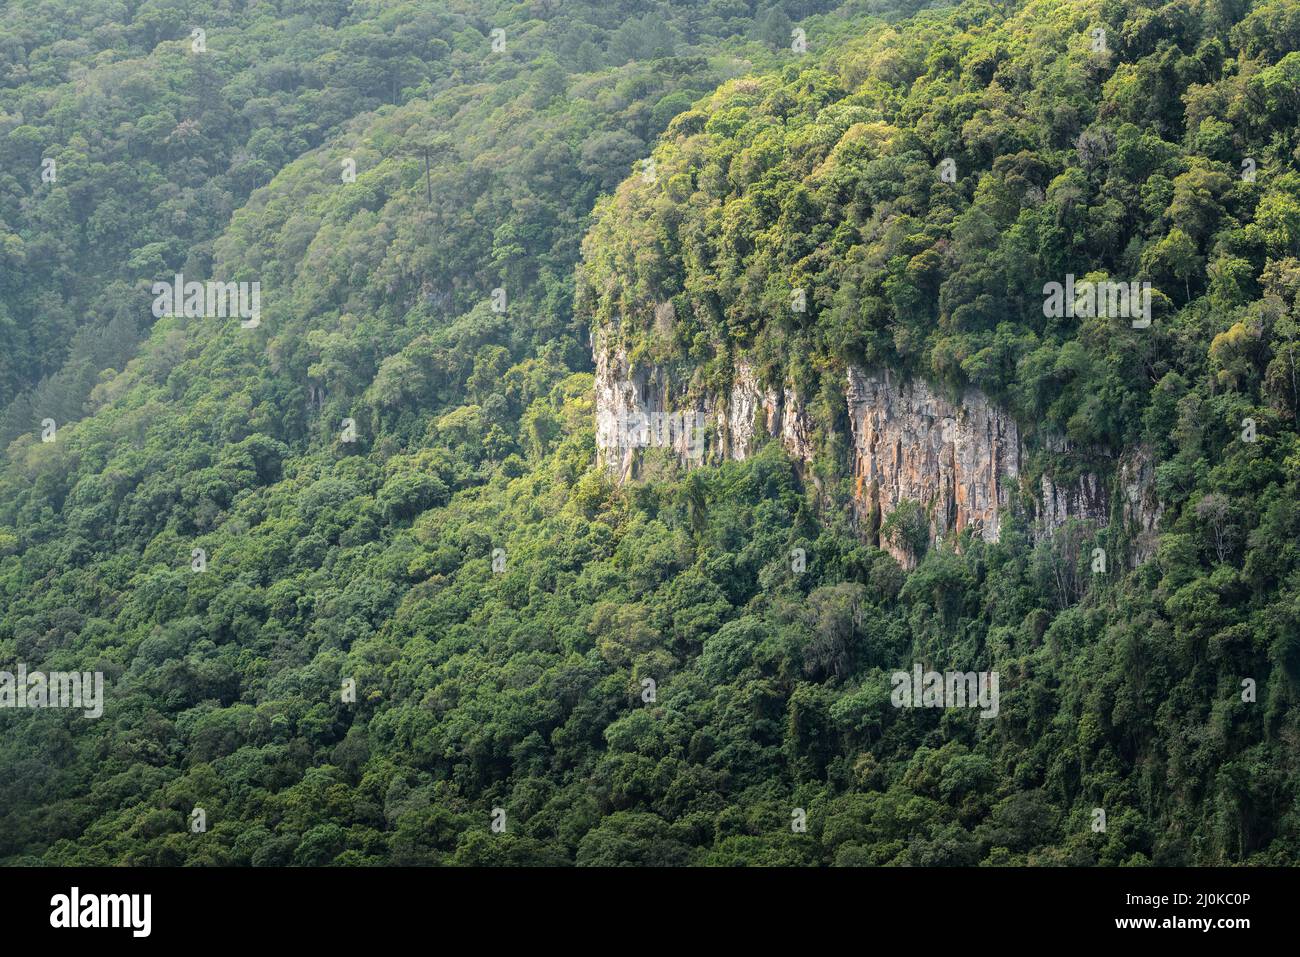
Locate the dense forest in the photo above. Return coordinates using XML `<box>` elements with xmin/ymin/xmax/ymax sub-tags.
<box><xmin>1</xmin><ymin>0</ymin><xmax>1297</xmax><ymax>866</ymax></box>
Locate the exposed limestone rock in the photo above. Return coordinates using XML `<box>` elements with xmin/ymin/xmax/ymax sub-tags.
<box><xmin>594</xmin><ymin>345</ymin><xmax>712</xmax><ymax>481</ymax></box>
<box><xmin>1039</xmin><ymin>469</ymin><xmax>1108</xmax><ymax>529</ymax></box>
<box><xmin>726</xmin><ymin>361</ymin><xmax>766</xmax><ymax>461</ymax></box>
<box><xmin>723</xmin><ymin>362</ymin><xmax>814</xmax><ymax>464</ymax></box>
<box><xmin>1037</xmin><ymin>436</ymin><xmax>1163</xmax><ymax>567</ymax></box>
<box><xmin>1114</xmin><ymin>445</ymin><xmax>1164</xmax><ymax>565</ymax></box>
<box><xmin>593</xmin><ymin>336</ymin><xmax>1161</xmax><ymax>567</ymax></box>
<box><xmin>594</xmin><ymin>342</ymin><xmax>810</xmax><ymax>479</ymax></box>
<box><xmin>844</xmin><ymin>366</ymin><xmax>1020</xmax><ymax>563</ymax></box>
<box><xmin>777</xmin><ymin>385</ymin><xmax>815</xmax><ymax>465</ymax></box>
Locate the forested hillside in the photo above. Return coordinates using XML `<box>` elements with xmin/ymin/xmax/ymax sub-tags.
<box><xmin>1</xmin><ymin>0</ymin><xmax>1298</xmax><ymax>866</ymax></box>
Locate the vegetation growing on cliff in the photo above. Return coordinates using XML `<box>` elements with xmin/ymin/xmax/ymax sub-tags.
<box><xmin>1</xmin><ymin>0</ymin><xmax>1298</xmax><ymax>866</ymax></box>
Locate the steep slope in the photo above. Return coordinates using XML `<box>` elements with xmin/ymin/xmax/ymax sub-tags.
<box><xmin>1</xmin><ymin>0</ymin><xmax>1298</xmax><ymax>868</ymax></box>
<box><xmin>593</xmin><ymin>343</ymin><xmax>1164</xmax><ymax>566</ymax></box>
<box><xmin>0</xmin><ymin>25</ymin><xmax>770</xmax><ymax>862</ymax></box>
<box><xmin>578</xmin><ymin>0</ymin><xmax>1298</xmax><ymax>578</ymax></box>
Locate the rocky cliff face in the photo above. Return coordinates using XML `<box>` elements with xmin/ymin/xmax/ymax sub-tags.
<box><xmin>594</xmin><ymin>337</ymin><xmax>1161</xmax><ymax>567</ymax></box>
<box><xmin>593</xmin><ymin>344</ymin><xmax>817</xmax><ymax>479</ymax></box>
<box><xmin>843</xmin><ymin>366</ymin><xmax>1020</xmax><ymax>554</ymax></box>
